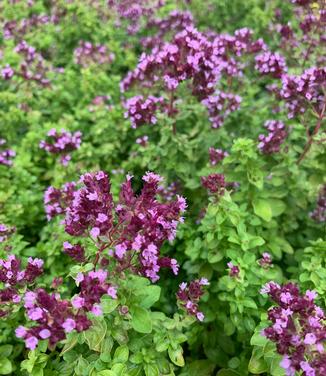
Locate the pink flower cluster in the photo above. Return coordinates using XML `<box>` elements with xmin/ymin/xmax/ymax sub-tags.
<box><xmin>122</xmin><ymin>26</ymin><xmax>265</xmax><ymax>129</ymax></box>
<box><xmin>0</xmin><ymin>224</ymin><xmax>15</xmax><ymax>243</ymax></box>
<box><xmin>14</xmin><ymin>40</ymin><xmax>55</xmax><ymax>86</ymax></box>
<box><xmin>1</xmin><ymin>65</ymin><xmax>14</xmax><ymax>80</ymax></box>
<box><xmin>108</xmin><ymin>0</ymin><xmax>164</xmax><ymax>34</ymax></box>
<box><xmin>255</xmin><ymin>51</ymin><xmax>287</xmax><ymax>78</ymax></box>
<box><xmin>64</xmin><ymin>171</ymin><xmax>186</xmax><ymax>282</ymax></box>
<box><xmin>201</xmin><ymin>173</ymin><xmax>226</xmax><ymax>195</ymax></box>
<box><xmin>258</xmin><ymin>252</ymin><xmax>273</xmax><ymax>269</ymax></box>
<box><xmin>176</xmin><ymin>278</ymin><xmax>209</xmax><ymax>321</ymax></box>
<box><xmin>209</xmin><ymin>147</ymin><xmax>228</xmax><ymax>166</ymax></box>
<box><xmin>124</xmin><ymin>95</ymin><xmax>165</xmax><ymax>128</ymax></box>
<box><xmin>202</xmin><ymin>92</ymin><xmax>242</xmax><ymax>129</ymax></box>
<box><xmin>72</xmin><ymin>270</ymin><xmax>117</xmax><ymax>314</ymax></box>
<box><xmin>0</xmin><ymin>139</ymin><xmax>15</xmax><ymax>167</ymax></box>
<box><xmin>16</xmin><ymin>289</ymin><xmax>91</xmax><ymax>350</ymax></box>
<box><xmin>258</xmin><ymin>120</ymin><xmax>287</xmax><ymax>154</ymax></box>
<box><xmin>261</xmin><ymin>282</ymin><xmax>326</xmax><ymax>376</ymax></box>
<box><xmin>0</xmin><ymin>255</ymin><xmax>43</xmax><ymax>317</ymax></box>
<box><xmin>44</xmin><ymin>182</ymin><xmax>76</xmax><ymax>220</ymax></box>
<box><xmin>227</xmin><ymin>262</ymin><xmax>240</xmax><ymax>277</ymax></box>
<box><xmin>73</xmin><ymin>41</ymin><xmax>114</xmax><ymax>68</ymax></box>
<box><xmin>310</xmin><ymin>185</ymin><xmax>326</xmax><ymax>223</ymax></box>
<box><xmin>3</xmin><ymin>14</ymin><xmax>50</xmax><ymax>40</ymax></box>
<box><xmin>39</xmin><ymin>128</ymin><xmax>82</xmax><ymax>165</ymax></box>
<box><xmin>15</xmin><ymin>268</ymin><xmax>118</xmax><ymax>350</ymax></box>
<box><xmin>279</xmin><ymin>67</ymin><xmax>326</xmax><ymax>119</ymax></box>
<box><xmin>141</xmin><ymin>10</ymin><xmax>194</xmax><ymax>50</ymax></box>
<box><xmin>63</xmin><ymin>242</ymin><xmax>86</xmax><ymax>263</ymax></box>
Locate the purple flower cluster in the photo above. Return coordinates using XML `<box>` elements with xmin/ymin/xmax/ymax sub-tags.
<box><xmin>227</xmin><ymin>262</ymin><xmax>240</xmax><ymax>277</ymax></box>
<box><xmin>39</xmin><ymin>128</ymin><xmax>82</xmax><ymax>165</ymax></box>
<box><xmin>279</xmin><ymin>67</ymin><xmax>326</xmax><ymax>119</ymax></box>
<box><xmin>258</xmin><ymin>120</ymin><xmax>287</xmax><ymax>154</ymax></box>
<box><xmin>72</xmin><ymin>270</ymin><xmax>117</xmax><ymax>314</ymax></box>
<box><xmin>209</xmin><ymin>147</ymin><xmax>228</xmax><ymax>166</ymax></box>
<box><xmin>310</xmin><ymin>185</ymin><xmax>326</xmax><ymax>223</ymax></box>
<box><xmin>108</xmin><ymin>0</ymin><xmax>164</xmax><ymax>34</ymax></box>
<box><xmin>3</xmin><ymin>14</ymin><xmax>51</xmax><ymax>40</ymax></box>
<box><xmin>1</xmin><ymin>65</ymin><xmax>14</xmax><ymax>80</ymax></box>
<box><xmin>258</xmin><ymin>252</ymin><xmax>273</xmax><ymax>269</ymax></box>
<box><xmin>0</xmin><ymin>224</ymin><xmax>15</xmax><ymax>243</ymax></box>
<box><xmin>201</xmin><ymin>173</ymin><xmax>226</xmax><ymax>195</ymax></box>
<box><xmin>255</xmin><ymin>51</ymin><xmax>287</xmax><ymax>78</ymax></box>
<box><xmin>124</xmin><ymin>95</ymin><xmax>165</xmax><ymax>128</ymax></box>
<box><xmin>157</xmin><ymin>181</ymin><xmax>181</xmax><ymax>202</ymax></box>
<box><xmin>122</xmin><ymin>26</ymin><xmax>264</xmax><ymax>129</ymax></box>
<box><xmin>0</xmin><ymin>139</ymin><xmax>15</xmax><ymax>167</ymax></box>
<box><xmin>176</xmin><ymin>278</ymin><xmax>209</xmax><ymax>321</ymax></box>
<box><xmin>202</xmin><ymin>92</ymin><xmax>242</xmax><ymax>129</ymax></box>
<box><xmin>16</xmin><ymin>289</ymin><xmax>91</xmax><ymax>350</ymax></box>
<box><xmin>14</xmin><ymin>40</ymin><xmax>53</xmax><ymax>86</ymax></box>
<box><xmin>136</xmin><ymin>135</ymin><xmax>149</xmax><ymax>147</ymax></box>
<box><xmin>63</xmin><ymin>242</ymin><xmax>86</xmax><ymax>263</ymax></box>
<box><xmin>64</xmin><ymin>171</ymin><xmax>186</xmax><ymax>282</ymax></box>
<box><xmin>73</xmin><ymin>41</ymin><xmax>114</xmax><ymax>68</ymax></box>
<box><xmin>141</xmin><ymin>10</ymin><xmax>194</xmax><ymax>50</ymax></box>
<box><xmin>0</xmin><ymin>255</ymin><xmax>43</xmax><ymax>316</ymax></box>
<box><xmin>44</xmin><ymin>182</ymin><xmax>76</xmax><ymax>220</ymax></box>
<box><xmin>261</xmin><ymin>282</ymin><xmax>326</xmax><ymax>376</ymax></box>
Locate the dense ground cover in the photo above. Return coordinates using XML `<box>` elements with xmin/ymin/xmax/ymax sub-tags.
<box><xmin>0</xmin><ymin>0</ymin><xmax>325</xmax><ymax>375</ymax></box>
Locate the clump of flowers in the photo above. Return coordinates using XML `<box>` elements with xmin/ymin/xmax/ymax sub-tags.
<box><xmin>258</xmin><ymin>252</ymin><xmax>273</xmax><ymax>269</ymax></box>
<box><xmin>0</xmin><ymin>139</ymin><xmax>15</xmax><ymax>167</ymax></box>
<box><xmin>73</xmin><ymin>41</ymin><xmax>114</xmax><ymax>68</ymax></box>
<box><xmin>136</xmin><ymin>135</ymin><xmax>149</xmax><ymax>147</ymax></box>
<box><xmin>64</xmin><ymin>171</ymin><xmax>186</xmax><ymax>282</ymax></box>
<box><xmin>209</xmin><ymin>147</ymin><xmax>228</xmax><ymax>165</ymax></box>
<box><xmin>202</xmin><ymin>92</ymin><xmax>242</xmax><ymax>129</ymax></box>
<box><xmin>227</xmin><ymin>262</ymin><xmax>240</xmax><ymax>277</ymax></box>
<box><xmin>39</xmin><ymin>129</ymin><xmax>82</xmax><ymax>166</ymax></box>
<box><xmin>255</xmin><ymin>51</ymin><xmax>287</xmax><ymax>78</ymax></box>
<box><xmin>261</xmin><ymin>282</ymin><xmax>326</xmax><ymax>376</ymax></box>
<box><xmin>63</xmin><ymin>242</ymin><xmax>85</xmax><ymax>263</ymax></box>
<box><xmin>0</xmin><ymin>255</ymin><xmax>43</xmax><ymax>316</ymax></box>
<box><xmin>310</xmin><ymin>185</ymin><xmax>326</xmax><ymax>223</ymax></box>
<box><xmin>141</xmin><ymin>10</ymin><xmax>194</xmax><ymax>50</ymax></box>
<box><xmin>0</xmin><ymin>224</ymin><xmax>15</xmax><ymax>243</ymax></box>
<box><xmin>258</xmin><ymin>120</ymin><xmax>287</xmax><ymax>154</ymax></box>
<box><xmin>124</xmin><ymin>95</ymin><xmax>165</xmax><ymax>128</ymax></box>
<box><xmin>121</xmin><ymin>25</ymin><xmax>265</xmax><ymax>130</ymax></box>
<box><xmin>44</xmin><ymin>182</ymin><xmax>76</xmax><ymax>220</ymax></box>
<box><xmin>176</xmin><ymin>278</ymin><xmax>209</xmax><ymax>321</ymax></box>
<box><xmin>201</xmin><ymin>173</ymin><xmax>226</xmax><ymax>195</ymax></box>
<box><xmin>1</xmin><ymin>64</ymin><xmax>14</xmax><ymax>80</ymax></box>
<box><xmin>108</xmin><ymin>0</ymin><xmax>164</xmax><ymax>34</ymax></box>
<box><xmin>14</xmin><ymin>40</ymin><xmax>55</xmax><ymax>86</ymax></box>
<box><xmin>279</xmin><ymin>67</ymin><xmax>326</xmax><ymax>119</ymax></box>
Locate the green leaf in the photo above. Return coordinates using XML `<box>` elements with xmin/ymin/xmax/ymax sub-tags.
<box><xmin>0</xmin><ymin>358</ymin><xmax>12</xmax><ymax>375</ymax></box>
<box><xmin>96</xmin><ymin>371</ymin><xmax>117</xmax><ymax>376</ymax></box>
<box><xmin>168</xmin><ymin>346</ymin><xmax>185</xmax><ymax>367</ymax></box>
<box><xmin>216</xmin><ymin>369</ymin><xmax>241</xmax><ymax>376</ymax></box>
<box><xmin>131</xmin><ymin>305</ymin><xmax>152</xmax><ymax>333</ymax></box>
<box><xmin>0</xmin><ymin>346</ymin><xmax>12</xmax><ymax>358</ymax></box>
<box><xmin>113</xmin><ymin>345</ymin><xmax>129</xmax><ymax>364</ymax></box>
<box><xmin>144</xmin><ymin>364</ymin><xmax>159</xmax><ymax>376</ymax></box>
<box><xmin>248</xmin><ymin>348</ymin><xmax>268</xmax><ymax>374</ymax></box>
<box><xmin>253</xmin><ymin>199</ymin><xmax>272</xmax><ymax>222</ymax></box>
<box><xmin>267</xmin><ymin>199</ymin><xmax>286</xmax><ymax>217</ymax></box>
<box><xmin>83</xmin><ymin>318</ymin><xmax>107</xmax><ymax>352</ymax></box>
<box><xmin>61</xmin><ymin>332</ymin><xmax>79</xmax><ymax>355</ymax></box>
<box><xmin>101</xmin><ymin>296</ymin><xmax>119</xmax><ymax>314</ymax></box>
<box><xmin>139</xmin><ymin>285</ymin><xmax>161</xmax><ymax>308</ymax></box>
